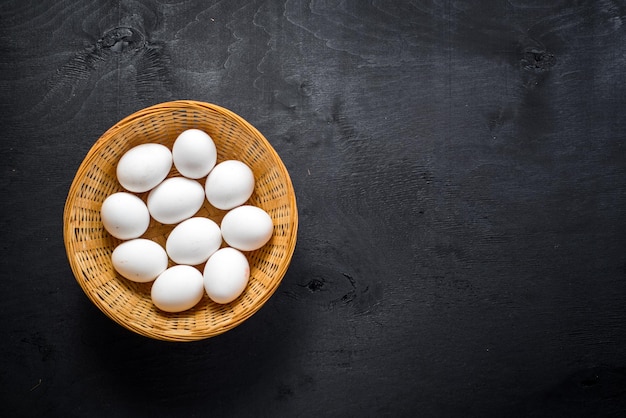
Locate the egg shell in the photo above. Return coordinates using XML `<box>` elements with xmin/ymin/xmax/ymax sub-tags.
<box><xmin>220</xmin><ymin>205</ymin><xmax>273</xmax><ymax>251</ymax></box>
<box><xmin>147</xmin><ymin>177</ymin><xmax>205</xmax><ymax>224</ymax></box>
<box><xmin>205</xmin><ymin>160</ymin><xmax>255</xmax><ymax>210</ymax></box>
<box><xmin>151</xmin><ymin>265</ymin><xmax>205</xmax><ymax>313</ymax></box>
<box><xmin>101</xmin><ymin>192</ymin><xmax>150</xmax><ymax>240</ymax></box>
<box><xmin>203</xmin><ymin>248</ymin><xmax>250</xmax><ymax>304</ymax></box>
<box><xmin>111</xmin><ymin>239</ymin><xmax>168</xmax><ymax>283</ymax></box>
<box><xmin>166</xmin><ymin>217</ymin><xmax>222</xmax><ymax>265</ymax></box>
<box><xmin>116</xmin><ymin>143</ymin><xmax>172</xmax><ymax>193</ymax></box>
<box><xmin>172</xmin><ymin>129</ymin><xmax>217</xmax><ymax>179</ymax></box>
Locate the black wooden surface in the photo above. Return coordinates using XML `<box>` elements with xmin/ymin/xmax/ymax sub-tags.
<box><xmin>1</xmin><ymin>1</ymin><xmax>626</xmax><ymax>416</ymax></box>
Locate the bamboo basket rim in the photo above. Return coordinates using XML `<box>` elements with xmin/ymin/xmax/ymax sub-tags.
<box><xmin>63</xmin><ymin>100</ymin><xmax>298</xmax><ymax>341</ymax></box>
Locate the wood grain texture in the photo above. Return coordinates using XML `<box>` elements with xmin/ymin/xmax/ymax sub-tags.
<box><xmin>1</xmin><ymin>0</ymin><xmax>625</xmax><ymax>416</ymax></box>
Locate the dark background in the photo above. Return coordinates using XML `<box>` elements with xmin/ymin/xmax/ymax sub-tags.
<box><xmin>1</xmin><ymin>0</ymin><xmax>625</xmax><ymax>416</ymax></box>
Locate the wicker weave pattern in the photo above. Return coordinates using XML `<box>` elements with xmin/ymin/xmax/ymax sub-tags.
<box><xmin>63</xmin><ymin>101</ymin><xmax>298</xmax><ymax>341</ymax></box>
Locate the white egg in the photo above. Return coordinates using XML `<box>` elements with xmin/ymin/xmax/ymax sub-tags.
<box><xmin>205</xmin><ymin>160</ymin><xmax>255</xmax><ymax>210</ymax></box>
<box><xmin>101</xmin><ymin>192</ymin><xmax>150</xmax><ymax>239</ymax></box>
<box><xmin>166</xmin><ymin>217</ymin><xmax>222</xmax><ymax>265</ymax></box>
<box><xmin>147</xmin><ymin>177</ymin><xmax>205</xmax><ymax>224</ymax></box>
<box><xmin>116</xmin><ymin>143</ymin><xmax>172</xmax><ymax>193</ymax></box>
<box><xmin>151</xmin><ymin>265</ymin><xmax>205</xmax><ymax>312</ymax></box>
<box><xmin>111</xmin><ymin>239</ymin><xmax>168</xmax><ymax>283</ymax></box>
<box><xmin>172</xmin><ymin>129</ymin><xmax>217</xmax><ymax>179</ymax></box>
<box><xmin>203</xmin><ymin>248</ymin><xmax>250</xmax><ymax>304</ymax></box>
<box><xmin>220</xmin><ymin>205</ymin><xmax>273</xmax><ymax>251</ymax></box>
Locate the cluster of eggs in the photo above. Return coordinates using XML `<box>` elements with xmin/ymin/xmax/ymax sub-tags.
<box><xmin>100</xmin><ymin>129</ymin><xmax>273</xmax><ymax>313</ymax></box>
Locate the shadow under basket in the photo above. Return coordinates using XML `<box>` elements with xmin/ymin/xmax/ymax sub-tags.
<box><xmin>63</xmin><ymin>100</ymin><xmax>298</xmax><ymax>342</ymax></box>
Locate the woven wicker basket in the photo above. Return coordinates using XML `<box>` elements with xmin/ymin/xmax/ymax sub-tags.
<box><xmin>63</xmin><ymin>100</ymin><xmax>298</xmax><ymax>341</ymax></box>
